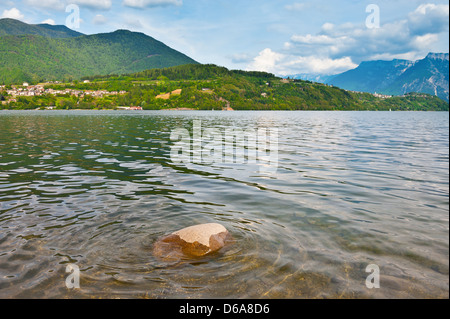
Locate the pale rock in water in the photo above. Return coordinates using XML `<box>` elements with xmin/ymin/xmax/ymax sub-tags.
<box><xmin>153</xmin><ymin>223</ymin><xmax>231</xmax><ymax>260</ymax></box>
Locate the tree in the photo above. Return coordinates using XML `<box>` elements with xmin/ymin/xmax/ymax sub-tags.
<box><xmin>58</xmin><ymin>99</ymin><xmax>75</xmax><ymax>109</ymax></box>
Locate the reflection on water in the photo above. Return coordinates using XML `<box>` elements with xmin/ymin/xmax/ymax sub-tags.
<box><xmin>0</xmin><ymin>110</ymin><xmax>448</xmax><ymax>298</ymax></box>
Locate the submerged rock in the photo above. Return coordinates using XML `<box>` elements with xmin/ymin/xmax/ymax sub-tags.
<box><xmin>153</xmin><ymin>223</ymin><xmax>231</xmax><ymax>260</ymax></box>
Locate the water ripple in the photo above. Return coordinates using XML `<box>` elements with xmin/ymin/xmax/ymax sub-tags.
<box><xmin>0</xmin><ymin>110</ymin><xmax>448</xmax><ymax>298</ymax></box>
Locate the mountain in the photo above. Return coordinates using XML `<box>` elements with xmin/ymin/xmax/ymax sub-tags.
<box><xmin>327</xmin><ymin>59</ymin><xmax>415</xmax><ymax>92</ymax></box>
<box><xmin>0</xmin><ymin>18</ymin><xmax>84</xmax><ymax>38</ymax></box>
<box><xmin>383</xmin><ymin>53</ymin><xmax>449</xmax><ymax>101</ymax></box>
<box><xmin>0</xmin><ymin>19</ymin><xmax>198</xmax><ymax>84</ymax></box>
<box><xmin>327</xmin><ymin>53</ymin><xmax>449</xmax><ymax>101</ymax></box>
<box><xmin>289</xmin><ymin>73</ymin><xmax>336</xmax><ymax>83</ymax></box>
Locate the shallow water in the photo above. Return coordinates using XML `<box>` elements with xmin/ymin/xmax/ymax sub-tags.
<box><xmin>0</xmin><ymin>110</ymin><xmax>448</xmax><ymax>298</ymax></box>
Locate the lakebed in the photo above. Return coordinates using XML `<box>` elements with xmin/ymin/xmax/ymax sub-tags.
<box><xmin>0</xmin><ymin>110</ymin><xmax>448</xmax><ymax>298</ymax></box>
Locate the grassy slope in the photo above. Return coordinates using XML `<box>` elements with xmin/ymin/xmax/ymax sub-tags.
<box><xmin>0</xmin><ymin>30</ymin><xmax>198</xmax><ymax>84</ymax></box>
<box><xmin>6</xmin><ymin>64</ymin><xmax>447</xmax><ymax>111</ymax></box>
<box><xmin>0</xmin><ymin>18</ymin><xmax>83</xmax><ymax>38</ymax></box>
<box><xmin>121</xmin><ymin>64</ymin><xmax>449</xmax><ymax>111</ymax></box>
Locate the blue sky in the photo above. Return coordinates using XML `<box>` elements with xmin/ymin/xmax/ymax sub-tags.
<box><xmin>1</xmin><ymin>0</ymin><xmax>449</xmax><ymax>75</ymax></box>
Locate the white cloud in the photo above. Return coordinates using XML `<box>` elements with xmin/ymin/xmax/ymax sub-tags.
<box><xmin>24</xmin><ymin>0</ymin><xmax>113</xmax><ymax>10</ymax></box>
<box><xmin>412</xmin><ymin>33</ymin><xmax>440</xmax><ymax>50</ymax></box>
<box><xmin>246</xmin><ymin>48</ymin><xmax>357</xmax><ymax>76</ymax></box>
<box><xmin>285</xmin><ymin>3</ymin><xmax>308</xmax><ymax>11</ymax></box>
<box><xmin>23</xmin><ymin>0</ymin><xmax>65</xmax><ymax>10</ymax></box>
<box><xmin>249</xmin><ymin>2</ymin><xmax>449</xmax><ymax>76</ymax></box>
<box><xmin>41</xmin><ymin>18</ymin><xmax>56</xmax><ymax>25</ymax></box>
<box><xmin>246</xmin><ymin>48</ymin><xmax>285</xmax><ymax>74</ymax></box>
<box><xmin>367</xmin><ymin>52</ymin><xmax>425</xmax><ymax>62</ymax></box>
<box><xmin>321</xmin><ymin>23</ymin><xmax>334</xmax><ymax>33</ymax></box>
<box><xmin>291</xmin><ymin>34</ymin><xmax>343</xmax><ymax>45</ymax></box>
<box><xmin>283</xmin><ymin>56</ymin><xmax>357</xmax><ymax>75</ymax></box>
<box><xmin>283</xmin><ymin>3</ymin><xmax>449</xmax><ymax>66</ymax></box>
<box><xmin>92</xmin><ymin>14</ymin><xmax>108</xmax><ymax>25</ymax></box>
<box><xmin>407</xmin><ymin>3</ymin><xmax>449</xmax><ymax>36</ymax></box>
<box><xmin>72</xmin><ymin>0</ymin><xmax>112</xmax><ymax>10</ymax></box>
<box><xmin>123</xmin><ymin>16</ymin><xmax>143</xmax><ymax>29</ymax></box>
<box><xmin>1</xmin><ymin>8</ymin><xmax>24</xmax><ymax>20</ymax></box>
<box><xmin>123</xmin><ymin>0</ymin><xmax>182</xmax><ymax>8</ymax></box>
<box><xmin>230</xmin><ymin>53</ymin><xmax>253</xmax><ymax>64</ymax></box>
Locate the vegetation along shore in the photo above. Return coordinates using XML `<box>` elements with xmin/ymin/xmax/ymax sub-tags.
<box><xmin>1</xmin><ymin>64</ymin><xmax>448</xmax><ymax>111</ymax></box>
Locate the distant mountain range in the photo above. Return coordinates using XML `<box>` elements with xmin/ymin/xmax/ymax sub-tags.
<box><xmin>0</xmin><ymin>18</ymin><xmax>198</xmax><ymax>84</ymax></box>
<box><xmin>288</xmin><ymin>73</ymin><xmax>336</xmax><ymax>84</ymax></box>
<box><xmin>0</xmin><ymin>18</ymin><xmax>83</xmax><ymax>38</ymax></box>
<box><xmin>1</xmin><ymin>18</ymin><xmax>448</xmax><ymax>104</ymax></box>
<box><xmin>291</xmin><ymin>53</ymin><xmax>449</xmax><ymax>101</ymax></box>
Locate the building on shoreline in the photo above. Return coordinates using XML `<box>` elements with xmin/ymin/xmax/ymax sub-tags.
<box><xmin>3</xmin><ymin>85</ymin><xmax>127</xmax><ymax>102</ymax></box>
<box><xmin>116</xmin><ymin>106</ymin><xmax>143</xmax><ymax>110</ymax></box>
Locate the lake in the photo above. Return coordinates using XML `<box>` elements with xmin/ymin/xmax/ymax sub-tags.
<box><xmin>0</xmin><ymin>110</ymin><xmax>448</xmax><ymax>298</ymax></box>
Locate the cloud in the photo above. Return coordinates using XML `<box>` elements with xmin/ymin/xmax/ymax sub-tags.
<box><xmin>282</xmin><ymin>3</ymin><xmax>449</xmax><ymax>67</ymax></box>
<box><xmin>23</xmin><ymin>0</ymin><xmax>65</xmax><ymax>10</ymax></box>
<box><xmin>123</xmin><ymin>16</ymin><xmax>143</xmax><ymax>29</ymax></box>
<box><xmin>247</xmin><ymin>4</ymin><xmax>449</xmax><ymax>75</ymax></box>
<box><xmin>72</xmin><ymin>0</ymin><xmax>112</xmax><ymax>10</ymax></box>
<box><xmin>283</xmin><ymin>56</ymin><xmax>357</xmax><ymax>75</ymax></box>
<box><xmin>407</xmin><ymin>3</ymin><xmax>449</xmax><ymax>36</ymax></box>
<box><xmin>41</xmin><ymin>18</ymin><xmax>56</xmax><ymax>25</ymax></box>
<box><xmin>412</xmin><ymin>33</ymin><xmax>440</xmax><ymax>50</ymax></box>
<box><xmin>230</xmin><ymin>53</ymin><xmax>253</xmax><ymax>64</ymax></box>
<box><xmin>246</xmin><ymin>48</ymin><xmax>357</xmax><ymax>76</ymax></box>
<box><xmin>285</xmin><ymin>3</ymin><xmax>308</xmax><ymax>11</ymax></box>
<box><xmin>245</xmin><ymin>3</ymin><xmax>449</xmax><ymax>76</ymax></box>
<box><xmin>24</xmin><ymin>0</ymin><xmax>116</xmax><ymax>11</ymax></box>
<box><xmin>1</xmin><ymin>8</ymin><xmax>24</xmax><ymax>20</ymax></box>
<box><xmin>291</xmin><ymin>34</ymin><xmax>344</xmax><ymax>45</ymax></box>
<box><xmin>92</xmin><ymin>14</ymin><xmax>108</xmax><ymax>25</ymax></box>
<box><xmin>123</xmin><ymin>0</ymin><xmax>182</xmax><ymax>9</ymax></box>
<box><xmin>246</xmin><ymin>48</ymin><xmax>285</xmax><ymax>74</ymax></box>
<box><xmin>320</xmin><ymin>22</ymin><xmax>334</xmax><ymax>33</ymax></box>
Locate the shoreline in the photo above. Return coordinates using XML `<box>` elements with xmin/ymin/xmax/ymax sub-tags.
<box><xmin>1</xmin><ymin>108</ymin><xmax>449</xmax><ymax>112</ymax></box>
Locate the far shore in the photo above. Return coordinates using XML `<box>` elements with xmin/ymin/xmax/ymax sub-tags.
<box><xmin>1</xmin><ymin>108</ymin><xmax>448</xmax><ymax>112</ymax></box>
<box><xmin>164</xmin><ymin>108</ymin><xmax>197</xmax><ymax>111</ymax></box>
<box><xmin>0</xmin><ymin>107</ymin><xmax>231</xmax><ymax>111</ymax></box>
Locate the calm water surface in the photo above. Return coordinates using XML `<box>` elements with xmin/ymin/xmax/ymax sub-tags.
<box><xmin>0</xmin><ymin>110</ymin><xmax>448</xmax><ymax>298</ymax></box>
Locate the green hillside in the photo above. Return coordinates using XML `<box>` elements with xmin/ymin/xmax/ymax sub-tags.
<box><xmin>2</xmin><ymin>64</ymin><xmax>448</xmax><ymax>111</ymax></box>
<box><xmin>0</xmin><ymin>26</ymin><xmax>198</xmax><ymax>84</ymax></box>
<box><xmin>0</xmin><ymin>18</ymin><xmax>83</xmax><ymax>38</ymax></box>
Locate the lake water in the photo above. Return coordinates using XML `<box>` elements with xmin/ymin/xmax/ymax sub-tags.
<box><xmin>0</xmin><ymin>110</ymin><xmax>448</xmax><ymax>299</ymax></box>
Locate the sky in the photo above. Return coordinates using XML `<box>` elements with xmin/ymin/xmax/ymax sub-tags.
<box><xmin>1</xmin><ymin>0</ymin><xmax>449</xmax><ymax>76</ymax></box>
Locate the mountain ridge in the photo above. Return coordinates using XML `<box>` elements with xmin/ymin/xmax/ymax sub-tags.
<box><xmin>296</xmin><ymin>53</ymin><xmax>449</xmax><ymax>101</ymax></box>
<box><xmin>0</xmin><ymin>18</ymin><xmax>84</xmax><ymax>38</ymax></box>
<box><xmin>0</xmin><ymin>19</ymin><xmax>198</xmax><ymax>84</ymax></box>
<box><xmin>290</xmin><ymin>53</ymin><xmax>449</xmax><ymax>101</ymax></box>
<box><xmin>380</xmin><ymin>53</ymin><xmax>449</xmax><ymax>100</ymax></box>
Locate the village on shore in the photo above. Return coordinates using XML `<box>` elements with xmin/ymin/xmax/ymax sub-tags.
<box><xmin>0</xmin><ymin>81</ymin><xmax>149</xmax><ymax>110</ymax></box>
<box><xmin>0</xmin><ymin>78</ymin><xmax>435</xmax><ymax>111</ymax></box>
<box><xmin>0</xmin><ymin>82</ymin><xmax>236</xmax><ymax>111</ymax></box>
<box><xmin>1</xmin><ymin>81</ymin><xmax>126</xmax><ymax>102</ymax></box>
